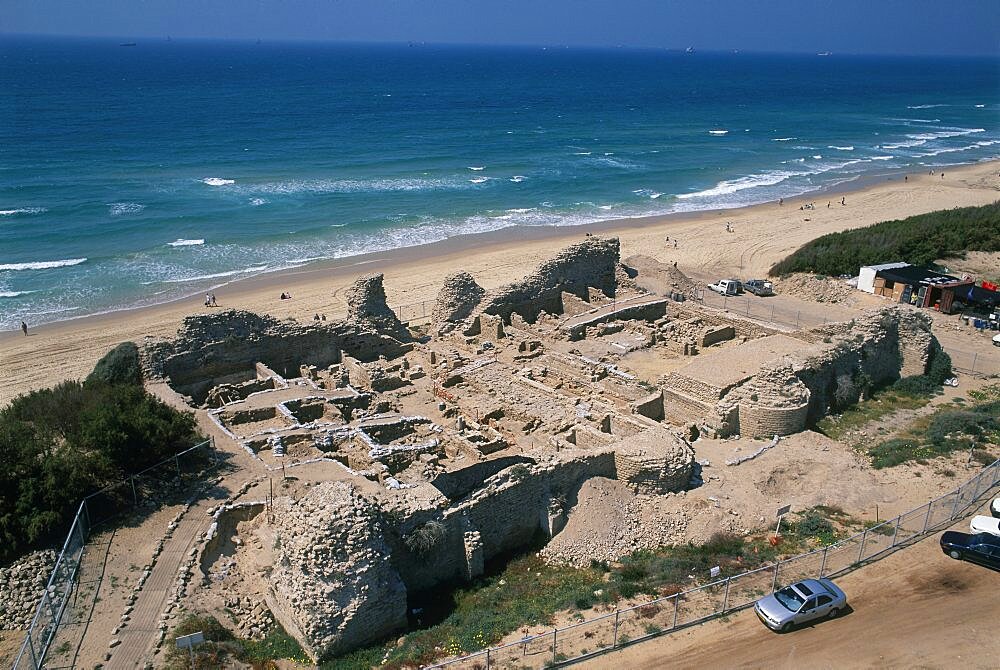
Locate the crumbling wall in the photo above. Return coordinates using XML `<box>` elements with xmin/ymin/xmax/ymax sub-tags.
<box><xmin>142</xmin><ymin>309</ymin><xmax>409</xmax><ymax>405</ymax></box>
<box><xmin>345</xmin><ymin>273</ymin><xmax>408</xmax><ymax>337</ymax></box>
<box><xmin>477</xmin><ymin>236</ymin><xmax>621</xmax><ymax>323</ymax></box>
<box><xmin>612</xmin><ymin>431</ymin><xmax>694</xmax><ymax>494</ymax></box>
<box><xmin>433</xmin><ymin>271</ymin><xmax>486</xmax><ymax>329</ymax></box>
<box><xmin>269</xmin><ymin>482</ymin><xmax>407</xmax><ymax>662</ymax></box>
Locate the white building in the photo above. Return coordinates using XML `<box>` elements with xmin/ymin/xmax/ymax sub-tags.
<box><xmin>857</xmin><ymin>262</ymin><xmax>910</xmax><ymax>294</ymax></box>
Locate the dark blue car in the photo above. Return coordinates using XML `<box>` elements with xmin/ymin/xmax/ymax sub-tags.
<box><xmin>940</xmin><ymin>531</ymin><xmax>1000</xmax><ymax>571</ymax></box>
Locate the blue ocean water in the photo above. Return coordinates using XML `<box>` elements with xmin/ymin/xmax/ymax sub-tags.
<box><xmin>1</xmin><ymin>37</ymin><xmax>998</xmax><ymax>330</ymax></box>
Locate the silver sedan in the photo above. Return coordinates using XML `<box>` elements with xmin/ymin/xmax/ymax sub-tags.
<box><xmin>754</xmin><ymin>578</ymin><xmax>848</xmax><ymax>632</ymax></box>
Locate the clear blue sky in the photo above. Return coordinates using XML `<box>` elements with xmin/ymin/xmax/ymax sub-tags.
<box><xmin>3</xmin><ymin>0</ymin><xmax>999</xmax><ymax>56</ymax></box>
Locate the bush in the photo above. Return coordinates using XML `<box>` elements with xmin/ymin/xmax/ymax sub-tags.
<box><xmin>404</xmin><ymin>520</ymin><xmax>447</xmax><ymax>556</ymax></box>
<box><xmin>892</xmin><ymin>375</ymin><xmax>939</xmax><ymax>398</ymax></box>
<box><xmin>769</xmin><ymin>202</ymin><xmax>1000</xmax><ymax>277</ymax></box>
<box><xmin>795</xmin><ymin>513</ymin><xmax>835</xmax><ymax>543</ymax></box>
<box><xmin>86</xmin><ymin>342</ymin><xmax>142</xmax><ymax>387</ymax></box>
<box><xmin>926</xmin><ymin>348</ymin><xmax>953</xmax><ymax>385</ymax></box>
<box><xmin>0</xmin><ymin>380</ymin><xmax>202</xmax><ymax>562</ymax></box>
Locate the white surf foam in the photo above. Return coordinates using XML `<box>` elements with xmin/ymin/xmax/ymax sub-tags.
<box><xmin>469</xmin><ymin>177</ymin><xmax>489</xmax><ymax>184</ymax></box>
<box><xmin>0</xmin><ymin>258</ymin><xmax>87</xmax><ymax>271</ymax></box>
<box><xmin>573</xmin><ymin>151</ymin><xmax>592</xmax><ymax>155</ymax></box>
<box><xmin>509</xmin><ymin>175</ymin><xmax>526</xmax><ymax>183</ymax></box>
<box><xmin>161</xmin><ymin>266</ymin><xmax>266</xmax><ymax>284</ymax></box>
<box><xmin>771</xmin><ymin>137</ymin><xmax>796</xmax><ymax>142</ymax></box>
<box><xmin>677</xmin><ymin>170</ymin><xmax>799</xmax><ymax>200</ymax></box>
<box><xmin>468</xmin><ymin>166</ymin><xmax>485</xmax><ymax>171</ymax></box>
<box><xmin>869</xmin><ymin>155</ymin><xmax>895</xmax><ymax>160</ymax></box>
<box><xmin>907</xmin><ymin>104</ymin><xmax>949</xmax><ymax>109</ymax></box>
<box><xmin>167</xmin><ymin>239</ymin><xmax>205</xmax><ymax>247</ymax></box>
<box><xmin>202</xmin><ymin>177</ymin><xmax>235</xmax><ymax>186</ymax></box>
<box><xmin>0</xmin><ymin>290</ymin><xmax>35</xmax><ymax>298</ymax></box>
<box><xmin>881</xmin><ymin>139</ymin><xmax>927</xmax><ymax>150</ymax></box>
<box><xmin>828</xmin><ymin>146</ymin><xmax>854</xmax><ymax>151</ymax></box>
<box><xmin>975</xmin><ymin>104</ymin><xmax>985</xmax><ymax>108</ymax></box>
<box><xmin>906</xmin><ymin>128</ymin><xmax>985</xmax><ymax>141</ymax></box>
<box><xmin>0</xmin><ymin>207</ymin><xmax>47</xmax><ymax>216</ymax></box>
<box><xmin>709</xmin><ymin>129</ymin><xmax>729</xmax><ymax>135</ymax></box>
<box><xmin>240</xmin><ymin>177</ymin><xmax>465</xmax><ymax>195</ymax></box>
<box><xmin>812</xmin><ymin>155</ymin><xmax>823</xmax><ymax>159</ymax></box>
<box><xmin>108</xmin><ymin>202</ymin><xmax>145</xmax><ymax>216</ymax></box>
<box><xmin>249</xmin><ymin>198</ymin><xmax>268</xmax><ymax>206</ymax></box>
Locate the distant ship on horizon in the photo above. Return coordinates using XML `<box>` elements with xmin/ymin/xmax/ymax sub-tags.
<box><xmin>817</xmin><ymin>51</ymin><xmax>832</xmax><ymax>56</ymax></box>
<box><xmin>119</xmin><ymin>42</ymin><xmax>137</xmax><ymax>47</ymax></box>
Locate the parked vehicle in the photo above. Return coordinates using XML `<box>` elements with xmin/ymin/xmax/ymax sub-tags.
<box><xmin>940</xmin><ymin>531</ymin><xmax>1000</xmax><ymax>571</ymax></box>
<box><xmin>970</xmin><ymin>515</ymin><xmax>1000</xmax><ymax>537</ymax></box>
<box><xmin>992</xmin><ymin>496</ymin><xmax>1000</xmax><ymax>519</ymax></box>
<box><xmin>709</xmin><ymin>279</ymin><xmax>742</xmax><ymax>296</ymax></box>
<box><xmin>993</xmin><ymin>333</ymin><xmax>1000</xmax><ymax>347</ymax></box>
<box><xmin>754</xmin><ymin>578</ymin><xmax>847</xmax><ymax>632</ymax></box>
<box><xmin>744</xmin><ymin>279</ymin><xmax>774</xmax><ymax>296</ymax></box>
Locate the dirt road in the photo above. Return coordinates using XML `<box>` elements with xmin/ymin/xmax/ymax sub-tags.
<box><xmin>581</xmin><ymin>518</ymin><xmax>998</xmax><ymax>670</ymax></box>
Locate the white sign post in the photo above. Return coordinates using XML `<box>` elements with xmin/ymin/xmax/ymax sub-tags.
<box><xmin>774</xmin><ymin>504</ymin><xmax>791</xmax><ymax>539</ymax></box>
<box><xmin>176</xmin><ymin>631</ymin><xmax>204</xmax><ymax>669</ymax></box>
<box><xmin>709</xmin><ymin>566</ymin><xmax>721</xmax><ymax>579</ymax></box>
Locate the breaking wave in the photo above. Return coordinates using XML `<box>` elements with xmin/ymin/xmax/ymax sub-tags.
<box><xmin>167</xmin><ymin>239</ymin><xmax>205</xmax><ymax>247</ymax></box>
<box><xmin>0</xmin><ymin>258</ymin><xmax>87</xmax><ymax>271</ymax></box>
<box><xmin>202</xmin><ymin>177</ymin><xmax>235</xmax><ymax>186</ymax></box>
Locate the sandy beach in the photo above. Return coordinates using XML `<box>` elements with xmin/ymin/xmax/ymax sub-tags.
<box><xmin>1</xmin><ymin>160</ymin><xmax>998</xmax><ymax>406</ymax></box>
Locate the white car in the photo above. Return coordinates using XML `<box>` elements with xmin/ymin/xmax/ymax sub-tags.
<box><xmin>992</xmin><ymin>496</ymin><xmax>1000</xmax><ymax>519</ymax></box>
<box><xmin>970</xmin><ymin>515</ymin><xmax>1000</xmax><ymax>537</ymax></box>
<box><xmin>993</xmin><ymin>333</ymin><xmax>1000</xmax><ymax>347</ymax></box>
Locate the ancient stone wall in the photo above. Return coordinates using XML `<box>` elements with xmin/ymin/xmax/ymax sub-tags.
<box><xmin>269</xmin><ymin>482</ymin><xmax>407</xmax><ymax>662</ymax></box>
<box><xmin>736</xmin><ymin>400</ymin><xmax>809</xmax><ymax>438</ymax></box>
<box><xmin>432</xmin><ymin>271</ymin><xmax>486</xmax><ymax>329</ymax></box>
<box><xmin>345</xmin><ymin>273</ymin><xmax>408</xmax><ymax>337</ymax></box>
<box><xmin>142</xmin><ymin>310</ymin><xmax>409</xmax><ymax>405</ymax></box>
<box><xmin>477</xmin><ymin>236</ymin><xmax>621</xmax><ymax>323</ymax></box>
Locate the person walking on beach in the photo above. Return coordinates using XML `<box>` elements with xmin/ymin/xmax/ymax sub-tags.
<box><xmin>210</xmin><ymin>293</ymin><xmax>217</xmax><ymax>307</ymax></box>
<box><xmin>779</xmin><ymin>198</ymin><xmax>784</xmax><ymax>206</ymax></box>
<box><xmin>827</xmin><ymin>201</ymin><xmax>830</xmax><ymax>208</ymax></box>
<box><xmin>841</xmin><ymin>196</ymin><xmax>846</xmax><ymax>206</ymax></box>
<box><xmin>21</xmin><ymin>320</ymin><xmax>28</xmax><ymax>336</ymax></box>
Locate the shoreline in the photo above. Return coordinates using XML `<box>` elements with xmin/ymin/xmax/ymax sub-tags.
<box><xmin>1</xmin><ymin>159</ymin><xmax>997</xmax><ymax>405</ymax></box>
<box><xmin>6</xmin><ymin>159</ymin><xmax>992</xmax><ymax>334</ymax></box>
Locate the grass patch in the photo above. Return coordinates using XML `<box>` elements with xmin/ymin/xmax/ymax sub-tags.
<box><xmin>816</xmin><ymin>387</ymin><xmax>930</xmax><ymax>442</ymax></box>
<box><xmin>164</xmin><ymin>616</ymin><xmax>308</xmax><ymax>669</ymax></box>
<box><xmin>869</xmin><ymin>394</ymin><xmax>1000</xmax><ymax>468</ymax></box>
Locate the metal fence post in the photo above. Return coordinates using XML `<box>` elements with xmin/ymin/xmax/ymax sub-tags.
<box><xmin>613</xmin><ymin>610</ymin><xmax>620</xmax><ymax>647</ymax></box>
<box><xmin>130</xmin><ymin>476</ymin><xmax>138</xmax><ymax>506</ymax></box>
<box><xmin>175</xmin><ymin>454</ymin><xmax>182</xmax><ymax>478</ymax></box>
<box><xmin>921</xmin><ymin>502</ymin><xmax>933</xmax><ymax>533</ymax></box>
<box><xmin>772</xmin><ymin>560</ymin><xmax>780</xmax><ymax>592</ymax></box>
<box><xmin>722</xmin><ymin>577</ymin><xmax>732</xmax><ymax>612</ymax></box>
<box><xmin>857</xmin><ymin>529</ymin><xmax>868</xmax><ymax>563</ymax></box>
<box><xmin>552</xmin><ymin>628</ymin><xmax>558</xmax><ymax>665</ymax></box>
<box><xmin>819</xmin><ymin>546</ymin><xmax>829</xmax><ymax>577</ymax></box>
<box><xmin>891</xmin><ymin>516</ymin><xmax>901</xmax><ymax>548</ymax></box>
<box><xmin>486</xmin><ymin>648</ymin><xmax>491</xmax><ymax>670</ymax></box>
<box><xmin>672</xmin><ymin>594</ymin><xmax>679</xmax><ymax>629</ymax></box>
<box><xmin>950</xmin><ymin>491</ymin><xmax>962</xmax><ymax>520</ymax></box>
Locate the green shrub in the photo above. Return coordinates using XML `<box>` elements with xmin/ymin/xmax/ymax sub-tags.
<box><xmin>892</xmin><ymin>375</ymin><xmax>939</xmax><ymax>398</ymax></box>
<box><xmin>926</xmin><ymin>348</ymin><xmax>952</xmax><ymax>385</ymax></box>
<box><xmin>795</xmin><ymin>513</ymin><xmax>835</xmax><ymax>543</ymax></box>
<box><xmin>0</xmin><ymin>380</ymin><xmax>202</xmax><ymax>562</ymax></box>
<box><xmin>86</xmin><ymin>342</ymin><xmax>142</xmax><ymax>387</ymax></box>
<box><xmin>769</xmin><ymin>202</ymin><xmax>1000</xmax><ymax>277</ymax></box>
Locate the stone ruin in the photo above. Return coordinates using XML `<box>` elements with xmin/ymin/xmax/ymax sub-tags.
<box><xmin>142</xmin><ymin>235</ymin><xmax>945</xmax><ymax>662</ymax></box>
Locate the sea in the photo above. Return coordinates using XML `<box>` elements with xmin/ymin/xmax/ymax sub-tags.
<box><xmin>1</xmin><ymin>36</ymin><xmax>998</xmax><ymax>330</ymax></box>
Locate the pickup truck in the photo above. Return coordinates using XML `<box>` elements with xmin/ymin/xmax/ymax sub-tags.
<box><xmin>709</xmin><ymin>279</ymin><xmax>742</xmax><ymax>296</ymax></box>
<box><xmin>744</xmin><ymin>279</ymin><xmax>774</xmax><ymax>296</ymax></box>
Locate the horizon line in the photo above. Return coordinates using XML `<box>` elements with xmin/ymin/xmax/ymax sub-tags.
<box><xmin>3</xmin><ymin>32</ymin><xmax>999</xmax><ymax>59</ymax></box>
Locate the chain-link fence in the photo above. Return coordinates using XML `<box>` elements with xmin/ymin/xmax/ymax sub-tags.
<box><xmin>11</xmin><ymin>440</ymin><xmax>218</xmax><ymax>670</ymax></box>
<box><xmin>427</xmin><ymin>458</ymin><xmax>1000</xmax><ymax>669</ymax></box>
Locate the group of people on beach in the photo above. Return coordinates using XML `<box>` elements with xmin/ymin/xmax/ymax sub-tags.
<box><xmin>203</xmin><ymin>293</ymin><xmax>218</xmax><ymax>307</ymax></box>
